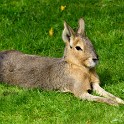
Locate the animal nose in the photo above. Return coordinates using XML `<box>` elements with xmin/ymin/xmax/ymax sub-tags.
<box><xmin>92</xmin><ymin>58</ymin><xmax>99</xmax><ymax>62</ymax></box>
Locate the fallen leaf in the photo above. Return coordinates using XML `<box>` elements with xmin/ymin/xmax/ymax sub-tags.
<box><xmin>49</xmin><ymin>27</ymin><xmax>54</xmax><ymax>36</ymax></box>
<box><xmin>60</xmin><ymin>5</ymin><xmax>66</xmax><ymax>11</ymax></box>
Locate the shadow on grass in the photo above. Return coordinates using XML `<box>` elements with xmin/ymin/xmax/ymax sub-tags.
<box><xmin>98</xmin><ymin>68</ymin><xmax>113</xmax><ymax>87</ymax></box>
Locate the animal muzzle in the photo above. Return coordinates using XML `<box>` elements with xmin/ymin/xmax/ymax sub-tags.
<box><xmin>85</xmin><ymin>57</ymin><xmax>99</xmax><ymax>68</ymax></box>
<box><xmin>92</xmin><ymin>53</ymin><xmax>99</xmax><ymax>63</ymax></box>
<box><xmin>92</xmin><ymin>57</ymin><xmax>99</xmax><ymax>63</ymax></box>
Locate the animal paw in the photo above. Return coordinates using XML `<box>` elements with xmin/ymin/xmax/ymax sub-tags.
<box><xmin>105</xmin><ymin>98</ymin><xmax>119</xmax><ymax>106</ymax></box>
<box><xmin>115</xmin><ymin>97</ymin><xmax>124</xmax><ymax>104</ymax></box>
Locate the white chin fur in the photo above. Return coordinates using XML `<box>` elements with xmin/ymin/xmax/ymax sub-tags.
<box><xmin>89</xmin><ymin>61</ymin><xmax>96</xmax><ymax>68</ymax></box>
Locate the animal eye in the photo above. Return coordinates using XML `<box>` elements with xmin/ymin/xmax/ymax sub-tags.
<box><xmin>75</xmin><ymin>46</ymin><xmax>82</xmax><ymax>51</ymax></box>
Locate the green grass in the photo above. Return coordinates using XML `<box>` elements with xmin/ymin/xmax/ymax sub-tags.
<box><xmin>0</xmin><ymin>0</ymin><xmax>124</xmax><ymax>123</ymax></box>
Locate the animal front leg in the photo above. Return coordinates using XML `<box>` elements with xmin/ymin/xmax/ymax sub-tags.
<box><xmin>78</xmin><ymin>92</ymin><xmax>119</xmax><ymax>106</ymax></box>
<box><xmin>90</xmin><ymin>69</ymin><xmax>124</xmax><ymax>104</ymax></box>
<box><xmin>92</xmin><ymin>83</ymin><xmax>124</xmax><ymax>104</ymax></box>
<box><xmin>72</xmin><ymin>82</ymin><xmax>118</xmax><ymax>105</ymax></box>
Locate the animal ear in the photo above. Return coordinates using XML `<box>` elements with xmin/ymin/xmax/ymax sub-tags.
<box><xmin>77</xmin><ymin>18</ymin><xmax>85</xmax><ymax>36</ymax></box>
<box><xmin>62</xmin><ymin>21</ymin><xmax>75</xmax><ymax>43</ymax></box>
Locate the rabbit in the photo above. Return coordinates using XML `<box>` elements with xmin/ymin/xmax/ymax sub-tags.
<box><xmin>0</xmin><ymin>18</ymin><xmax>124</xmax><ymax>106</ymax></box>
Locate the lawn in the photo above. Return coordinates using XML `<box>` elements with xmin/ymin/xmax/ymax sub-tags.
<box><xmin>0</xmin><ymin>0</ymin><xmax>124</xmax><ymax>124</ymax></box>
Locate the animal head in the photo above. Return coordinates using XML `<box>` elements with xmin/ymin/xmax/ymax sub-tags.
<box><xmin>62</xmin><ymin>18</ymin><xmax>99</xmax><ymax>69</ymax></box>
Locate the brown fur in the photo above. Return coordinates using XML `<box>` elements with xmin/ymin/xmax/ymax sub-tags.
<box><xmin>0</xmin><ymin>18</ymin><xmax>124</xmax><ymax>105</ymax></box>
